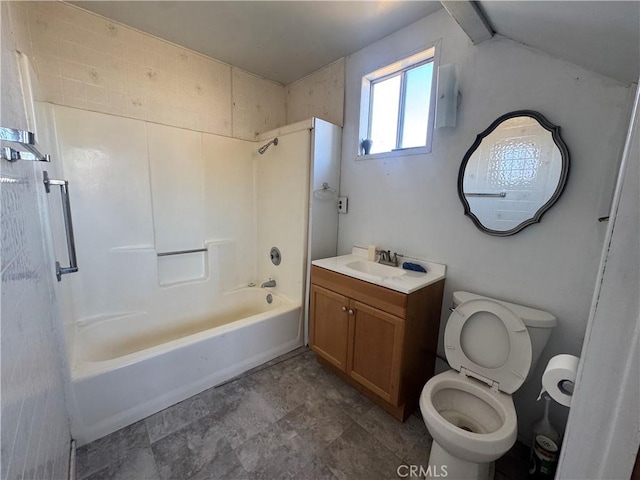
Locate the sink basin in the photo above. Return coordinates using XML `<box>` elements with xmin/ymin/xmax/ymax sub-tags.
<box><xmin>345</xmin><ymin>260</ymin><xmax>406</xmax><ymax>278</ymax></box>
<box><xmin>312</xmin><ymin>249</ymin><xmax>446</xmax><ymax>294</ymax></box>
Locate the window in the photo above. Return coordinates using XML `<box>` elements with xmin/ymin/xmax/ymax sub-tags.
<box><xmin>360</xmin><ymin>47</ymin><xmax>437</xmax><ymax>157</ymax></box>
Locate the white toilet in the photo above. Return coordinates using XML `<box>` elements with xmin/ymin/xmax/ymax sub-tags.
<box><xmin>419</xmin><ymin>291</ymin><xmax>557</xmax><ymax>480</ymax></box>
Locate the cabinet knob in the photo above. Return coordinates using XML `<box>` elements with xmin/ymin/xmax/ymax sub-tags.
<box><xmin>348</xmin><ymin>309</ymin><xmax>354</xmax><ymax>315</ymax></box>
<box><xmin>341</xmin><ymin>306</ymin><xmax>347</xmax><ymax>312</ymax></box>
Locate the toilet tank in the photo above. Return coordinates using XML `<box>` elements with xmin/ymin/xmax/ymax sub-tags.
<box><xmin>452</xmin><ymin>291</ymin><xmax>557</xmax><ymax>382</ymax></box>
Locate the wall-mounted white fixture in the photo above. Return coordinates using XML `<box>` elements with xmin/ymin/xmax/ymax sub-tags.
<box><xmin>338</xmin><ymin>197</ymin><xmax>348</xmax><ymax>214</ymax></box>
<box><xmin>435</xmin><ymin>64</ymin><xmax>460</xmax><ymax>129</ymax></box>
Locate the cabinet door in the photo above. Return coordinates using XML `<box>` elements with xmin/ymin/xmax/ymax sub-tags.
<box><xmin>309</xmin><ymin>285</ymin><xmax>350</xmax><ymax>371</ymax></box>
<box><xmin>348</xmin><ymin>300</ymin><xmax>404</xmax><ymax>404</ymax></box>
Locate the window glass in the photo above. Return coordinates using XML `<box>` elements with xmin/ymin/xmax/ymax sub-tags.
<box><xmin>359</xmin><ymin>46</ymin><xmax>436</xmax><ymax>157</ymax></box>
<box><xmin>369</xmin><ymin>74</ymin><xmax>401</xmax><ymax>154</ymax></box>
<box><xmin>400</xmin><ymin>62</ymin><xmax>433</xmax><ymax>149</ymax></box>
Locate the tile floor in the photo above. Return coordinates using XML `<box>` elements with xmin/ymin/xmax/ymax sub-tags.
<box><xmin>76</xmin><ymin>348</ymin><xmax>530</xmax><ymax>480</ymax></box>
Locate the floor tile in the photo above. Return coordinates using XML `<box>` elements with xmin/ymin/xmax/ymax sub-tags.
<box><xmin>254</xmin><ymin>369</ymin><xmax>318</xmax><ymax>417</ymax></box>
<box><xmin>234</xmin><ymin>418</ymin><xmax>317</xmax><ymax>480</ymax></box>
<box><xmin>151</xmin><ymin>413</ymin><xmax>233</xmax><ymax>480</ymax></box>
<box><xmin>318</xmin><ymin>375</ymin><xmax>375</xmax><ymax>422</ymax></box>
<box><xmin>283</xmin><ymin>396</ymin><xmax>354</xmax><ymax>454</ymax></box>
<box><xmin>83</xmin><ymin>447</ymin><xmax>159</xmax><ymax>480</ymax></box>
<box><xmin>76</xmin><ymin>421</ymin><xmax>150</xmax><ymax>479</ymax></box>
<box><xmin>219</xmin><ymin>388</ymin><xmax>284</xmax><ymax>449</ymax></box>
<box><xmin>145</xmin><ymin>394</ymin><xmax>210</xmax><ymax>443</ymax></box>
<box><xmin>291</xmin><ymin>457</ymin><xmax>338</xmax><ymax>480</ymax></box>
<box><xmin>320</xmin><ymin>424</ymin><xmax>403</xmax><ymax>480</ymax></box>
<box><xmin>355</xmin><ymin>406</ymin><xmax>427</xmax><ymax>458</ymax></box>
<box><xmin>188</xmin><ymin>450</ymin><xmax>248</xmax><ymax>480</ymax></box>
<box><xmin>401</xmin><ymin>433</ymin><xmax>433</xmax><ymax>468</ymax></box>
<box><xmin>196</xmin><ymin>374</ymin><xmax>284</xmax><ymax>449</ymax></box>
<box><xmin>75</xmin><ymin>348</ymin><xmax>530</xmax><ymax>480</ymax></box>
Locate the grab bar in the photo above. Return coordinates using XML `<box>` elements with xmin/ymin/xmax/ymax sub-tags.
<box><xmin>464</xmin><ymin>192</ymin><xmax>507</xmax><ymax>198</ymax></box>
<box><xmin>43</xmin><ymin>171</ymin><xmax>78</xmax><ymax>281</ymax></box>
<box><xmin>1</xmin><ymin>127</ymin><xmax>50</xmax><ymax>162</ymax></box>
<box><xmin>157</xmin><ymin>248</ymin><xmax>207</xmax><ymax>257</ymax></box>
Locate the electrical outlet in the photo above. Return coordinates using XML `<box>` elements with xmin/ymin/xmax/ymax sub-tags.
<box><xmin>338</xmin><ymin>196</ymin><xmax>348</xmax><ymax>214</ymax></box>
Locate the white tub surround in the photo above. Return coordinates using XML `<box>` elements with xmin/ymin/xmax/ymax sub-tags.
<box><xmin>312</xmin><ymin>246</ymin><xmax>446</xmax><ymax>294</ymax></box>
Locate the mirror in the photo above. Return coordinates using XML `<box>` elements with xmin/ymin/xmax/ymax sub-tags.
<box><xmin>458</xmin><ymin>110</ymin><xmax>569</xmax><ymax>236</ymax></box>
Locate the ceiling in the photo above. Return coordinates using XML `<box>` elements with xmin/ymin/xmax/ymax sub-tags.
<box><xmin>480</xmin><ymin>1</ymin><xmax>640</xmax><ymax>85</ymax></box>
<box><xmin>71</xmin><ymin>1</ymin><xmax>444</xmax><ymax>85</ymax></box>
<box><xmin>72</xmin><ymin>1</ymin><xmax>639</xmax><ymax>86</ymax></box>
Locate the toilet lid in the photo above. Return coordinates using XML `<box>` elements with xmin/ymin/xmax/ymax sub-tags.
<box><xmin>445</xmin><ymin>299</ymin><xmax>532</xmax><ymax>394</ymax></box>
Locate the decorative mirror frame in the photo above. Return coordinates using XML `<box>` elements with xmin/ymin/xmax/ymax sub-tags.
<box><xmin>457</xmin><ymin>110</ymin><xmax>570</xmax><ymax>236</ymax></box>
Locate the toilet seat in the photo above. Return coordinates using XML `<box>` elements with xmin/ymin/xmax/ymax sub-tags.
<box><xmin>445</xmin><ymin>299</ymin><xmax>532</xmax><ymax>394</ymax></box>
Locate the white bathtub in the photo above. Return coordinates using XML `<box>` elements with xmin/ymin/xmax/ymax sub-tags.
<box><xmin>69</xmin><ymin>288</ymin><xmax>303</xmax><ymax>445</ymax></box>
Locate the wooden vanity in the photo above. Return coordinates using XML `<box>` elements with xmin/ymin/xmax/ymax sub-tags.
<box><xmin>309</xmin><ymin>264</ymin><xmax>445</xmax><ymax>421</ymax></box>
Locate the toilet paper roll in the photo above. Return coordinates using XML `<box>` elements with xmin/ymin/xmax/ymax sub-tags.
<box><xmin>538</xmin><ymin>354</ymin><xmax>580</xmax><ymax>407</ymax></box>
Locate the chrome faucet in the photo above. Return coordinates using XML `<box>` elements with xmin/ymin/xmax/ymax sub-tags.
<box><xmin>377</xmin><ymin>250</ymin><xmax>401</xmax><ymax>267</ymax></box>
<box><xmin>261</xmin><ymin>278</ymin><xmax>276</xmax><ymax>288</ymax></box>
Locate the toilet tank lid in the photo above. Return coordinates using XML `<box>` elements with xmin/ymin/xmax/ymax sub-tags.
<box><xmin>452</xmin><ymin>291</ymin><xmax>557</xmax><ymax>328</ymax></box>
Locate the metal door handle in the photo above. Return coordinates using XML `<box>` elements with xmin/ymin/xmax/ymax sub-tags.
<box><xmin>44</xmin><ymin>171</ymin><xmax>78</xmax><ymax>281</ymax></box>
<box><xmin>341</xmin><ymin>306</ymin><xmax>347</xmax><ymax>312</ymax></box>
<box><xmin>348</xmin><ymin>309</ymin><xmax>354</xmax><ymax>315</ymax></box>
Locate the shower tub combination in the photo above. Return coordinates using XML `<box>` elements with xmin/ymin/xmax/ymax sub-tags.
<box><xmin>37</xmin><ymin>103</ymin><xmax>341</xmax><ymax>445</ymax></box>
<box><xmin>70</xmin><ymin>288</ymin><xmax>302</xmax><ymax>445</ymax></box>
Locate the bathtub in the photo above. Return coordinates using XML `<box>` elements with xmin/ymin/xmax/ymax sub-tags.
<box><xmin>69</xmin><ymin>288</ymin><xmax>303</xmax><ymax>445</ymax></box>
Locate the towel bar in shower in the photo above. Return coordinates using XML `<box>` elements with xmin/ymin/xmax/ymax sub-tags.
<box><xmin>44</xmin><ymin>171</ymin><xmax>78</xmax><ymax>281</ymax></box>
<box><xmin>1</xmin><ymin>126</ymin><xmax>50</xmax><ymax>162</ymax></box>
<box><xmin>157</xmin><ymin>248</ymin><xmax>207</xmax><ymax>257</ymax></box>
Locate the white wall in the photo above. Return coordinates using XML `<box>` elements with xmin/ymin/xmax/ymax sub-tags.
<box><xmin>286</xmin><ymin>59</ymin><xmax>345</xmax><ymax>127</ymax></box>
<box><xmin>338</xmin><ymin>8</ymin><xmax>633</xmax><ymax>443</ymax></box>
<box><xmin>0</xmin><ymin>3</ymin><xmax>71</xmax><ymax>479</ymax></box>
<box><xmin>12</xmin><ymin>1</ymin><xmax>286</xmax><ymax>140</ymax></box>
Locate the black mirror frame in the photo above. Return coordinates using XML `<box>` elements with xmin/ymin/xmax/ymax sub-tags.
<box><xmin>457</xmin><ymin>110</ymin><xmax>570</xmax><ymax>237</ymax></box>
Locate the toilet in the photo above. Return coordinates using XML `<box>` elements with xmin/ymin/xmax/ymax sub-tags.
<box><xmin>419</xmin><ymin>291</ymin><xmax>557</xmax><ymax>480</ymax></box>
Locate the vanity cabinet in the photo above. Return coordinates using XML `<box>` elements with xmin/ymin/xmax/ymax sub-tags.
<box><xmin>309</xmin><ymin>265</ymin><xmax>444</xmax><ymax>421</ymax></box>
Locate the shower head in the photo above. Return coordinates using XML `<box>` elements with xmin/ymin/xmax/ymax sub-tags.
<box><xmin>258</xmin><ymin>138</ymin><xmax>278</xmax><ymax>155</ymax></box>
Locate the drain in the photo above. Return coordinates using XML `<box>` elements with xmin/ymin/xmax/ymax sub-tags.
<box><xmin>458</xmin><ymin>424</ymin><xmax>474</xmax><ymax>433</ymax></box>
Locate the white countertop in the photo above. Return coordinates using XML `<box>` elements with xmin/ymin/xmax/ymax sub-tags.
<box><xmin>312</xmin><ymin>247</ymin><xmax>446</xmax><ymax>294</ymax></box>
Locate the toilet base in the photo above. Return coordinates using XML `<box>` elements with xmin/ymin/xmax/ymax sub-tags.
<box><xmin>428</xmin><ymin>441</ymin><xmax>495</xmax><ymax>480</ymax></box>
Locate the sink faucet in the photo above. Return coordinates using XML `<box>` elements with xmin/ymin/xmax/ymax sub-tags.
<box><xmin>261</xmin><ymin>278</ymin><xmax>276</xmax><ymax>288</ymax></box>
<box><xmin>377</xmin><ymin>250</ymin><xmax>401</xmax><ymax>267</ymax></box>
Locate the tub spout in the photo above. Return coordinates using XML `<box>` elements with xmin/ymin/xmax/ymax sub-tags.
<box><xmin>261</xmin><ymin>278</ymin><xmax>276</xmax><ymax>288</ymax></box>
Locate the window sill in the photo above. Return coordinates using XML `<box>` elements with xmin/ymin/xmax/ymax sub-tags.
<box><xmin>355</xmin><ymin>146</ymin><xmax>430</xmax><ymax>161</ymax></box>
